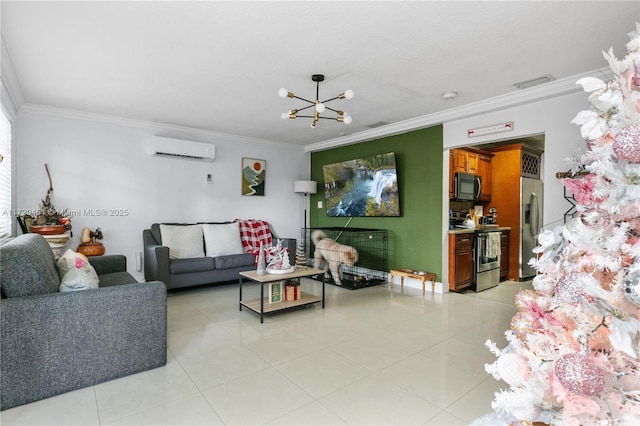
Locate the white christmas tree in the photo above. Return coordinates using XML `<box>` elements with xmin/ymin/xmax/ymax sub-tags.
<box><xmin>480</xmin><ymin>24</ymin><xmax>640</xmax><ymax>425</ymax></box>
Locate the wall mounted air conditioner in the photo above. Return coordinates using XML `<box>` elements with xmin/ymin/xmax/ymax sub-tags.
<box><xmin>150</xmin><ymin>136</ymin><xmax>215</xmax><ymax>161</ymax></box>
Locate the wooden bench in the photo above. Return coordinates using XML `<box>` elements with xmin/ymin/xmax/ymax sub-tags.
<box><xmin>389</xmin><ymin>268</ymin><xmax>437</xmax><ymax>296</ymax></box>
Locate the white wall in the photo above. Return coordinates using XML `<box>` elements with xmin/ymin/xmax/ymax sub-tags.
<box><xmin>15</xmin><ymin>109</ymin><xmax>308</xmax><ymax>280</ymax></box>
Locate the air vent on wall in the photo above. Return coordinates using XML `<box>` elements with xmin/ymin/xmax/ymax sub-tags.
<box><xmin>513</xmin><ymin>74</ymin><xmax>556</xmax><ymax>90</ymax></box>
<box><xmin>150</xmin><ymin>136</ymin><xmax>215</xmax><ymax>161</ymax></box>
<box><xmin>366</xmin><ymin>121</ymin><xmax>390</xmax><ymax>129</ymax></box>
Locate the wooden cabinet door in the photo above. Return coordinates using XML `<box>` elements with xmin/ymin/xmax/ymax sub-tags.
<box><xmin>466</xmin><ymin>152</ymin><xmax>479</xmax><ymax>174</ymax></box>
<box><xmin>449</xmin><ymin>233</ymin><xmax>474</xmax><ymax>291</ymax></box>
<box><xmin>478</xmin><ymin>153</ymin><xmax>492</xmax><ymax>201</ymax></box>
<box><xmin>454</xmin><ymin>247</ymin><xmax>474</xmax><ymax>289</ymax></box>
<box><xmin>451</xmin><ymin>149</ymin><xmax>468</xmax><ymax>174</ymax></box>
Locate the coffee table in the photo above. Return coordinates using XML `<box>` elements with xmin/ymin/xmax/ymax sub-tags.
<box><xmin>239</xmin><ymin>267</ymin><xmax>325</xmax><ymax>323</ymax></box>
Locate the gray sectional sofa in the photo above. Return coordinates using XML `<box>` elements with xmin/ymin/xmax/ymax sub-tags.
<box><xmin>143</xmin><ymin>221</ymin><xmax>295</xmax><ymax>290</ymax></box>
<box><xmin>0</xmin><ymin>233</ymin><xmax>167</xmax><ymax>411</ymax></box>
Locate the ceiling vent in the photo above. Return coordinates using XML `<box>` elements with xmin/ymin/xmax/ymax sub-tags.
<box><xmin>366</xmin><ymin>121</ymin><xmax>390</xmax><ymax>129</ymax></box>
<box><xmin>513</xmin><ymin>74</ymin><xmax>556</xmax><ymax>90</ymax></box>
<box><xmin>150</xmin><ymin>136</ymin><xmax>215</xmax><ymax>161</ymax></box>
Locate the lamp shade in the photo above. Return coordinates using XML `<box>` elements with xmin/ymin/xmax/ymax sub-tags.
<box><xmin>294</xmin><ymin>180</ymin><xmax>317</xmax><ymax>195</ymax></box>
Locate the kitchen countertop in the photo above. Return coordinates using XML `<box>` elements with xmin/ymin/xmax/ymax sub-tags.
<box><xmin>448</xmin><ymin>226</ymin><xmax>511</xmax><ymax>234</ymax></box>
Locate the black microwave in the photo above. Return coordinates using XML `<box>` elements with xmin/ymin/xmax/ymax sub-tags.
<box><xmin>455</xmin><ymin>172</ymin><xmax>481</xmax><ymax>201</ymax></box>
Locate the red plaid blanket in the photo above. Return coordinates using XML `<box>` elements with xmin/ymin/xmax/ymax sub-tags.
<box><xmin>236</xmin><ymin>219</ymin><xmax>274</xmax><ymax>264</ymax></box>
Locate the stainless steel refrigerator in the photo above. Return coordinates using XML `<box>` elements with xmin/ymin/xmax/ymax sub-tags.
<box><xmin>520</xmin><ymin>177</ymin><xmax>543</xmax><ymax>279</ymax></box>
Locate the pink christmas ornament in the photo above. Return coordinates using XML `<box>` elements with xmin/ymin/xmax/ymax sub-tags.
<box><xmin>515</xmin><ymin>289</ymin><xmax>539</xmax><ymax>311</ymax></box>
<box><xmin>554</xmin><ymin>353</ymin><xmax>605</xmax><ymax>396</ymax></box>
<box><xmin>511</xmin><ymin>311</ymin><xmax>537</xmax><ymax>341</ymax></box>
<box><xmin>613</xmin><ymin>123</ymin><xmax>640</xmax><ymax>163</ymax></box>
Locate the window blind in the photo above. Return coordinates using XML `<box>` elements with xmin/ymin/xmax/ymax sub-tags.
<box><xmin>0</xmin><ymin>107</ymin><xmax>12</xmax><ymax>240</ymax></box>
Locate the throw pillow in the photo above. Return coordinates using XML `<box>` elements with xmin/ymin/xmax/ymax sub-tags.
<box><xmin>56</xmin><ymin>249</ymin><xmax>99</xmax><ymax>287</ymax></box>
<box><xmin>59</xmin><ymin>268</ymin><xmax>100</xmax><ymax>292</ymax></box>
<box><xmin>160</xmin><ymin>224</ymin><xmax>204</xmax><ymax>259</ymax></box>
<box><xmin>202</xmin><ymin>222</ymin><xmax>244</xmax><ymax>257</ymax></box>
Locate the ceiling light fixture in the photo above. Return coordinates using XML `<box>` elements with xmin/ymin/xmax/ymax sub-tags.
<box><xmin>279</xmin><ymin>74</ymin><xmax>353</xmax><ymax>128</ymax></box>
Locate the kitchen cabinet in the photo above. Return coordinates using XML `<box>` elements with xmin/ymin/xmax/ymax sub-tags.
<box><xmin>478</xmin><ymin>152</ymin><xmax>493</xmax><ymax>201</ymax></box>
<box><xmin>449</xmin><ymin>148</ymin><xmax>493</xmax><ymax>200</ymax></box>
<box><xmin>451</xmin><ymin>149</ymin><xmax>478</xmax><ymax>174</ymax></box>
<box><xmin>500</xmin><ymin>229</ymin><xmax>510</xmax><ymax>281</ymax></box>
<box><xmin>448</xmin><ymin>232</ymin><xmax>474</xmax><ymax>292</ymax></box>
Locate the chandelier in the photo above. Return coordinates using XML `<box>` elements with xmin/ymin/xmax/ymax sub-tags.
<box><xmin>279</xmin><ymin>74</ymin><xmax>354</xmax><ymax>128</ymax></box>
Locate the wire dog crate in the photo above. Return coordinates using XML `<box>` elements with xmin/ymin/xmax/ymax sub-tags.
<box><xmin>301</xmin><ymin>227</ymin><xmax>388</xmax><ymax>289</ymax></box>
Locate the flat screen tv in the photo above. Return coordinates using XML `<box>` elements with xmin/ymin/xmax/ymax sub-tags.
<box><xmin>322</xmin><ymin>152</ymin><xmax>400</xmax><ymax>217</ymax></box>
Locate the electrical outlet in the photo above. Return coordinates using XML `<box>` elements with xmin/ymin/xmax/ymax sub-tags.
<box><xmin>136</xmin><ymin>251</ymin><xmax>143</xmax><ymax>271</ymax></box>
<box><xmin>317</xmin><ymin>201</ymin><xmax>323</xmax><ymax>208</ymax></box>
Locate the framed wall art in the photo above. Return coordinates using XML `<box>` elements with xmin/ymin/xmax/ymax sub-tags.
<box><xmin>242</xmin><ymin>158</ymin><xmax>266</xmax><ymax>196</ymax></box>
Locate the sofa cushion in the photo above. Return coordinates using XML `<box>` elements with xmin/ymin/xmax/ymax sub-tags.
<box><xmin>98</xmin><ymin>271</ymin><xmax>139</xmax><ymax>287</ymax></box>
<box><xmin>159</xmin><ymin>224</ymin><xmax>204</xmax><ymax>259</ymax></box>
<box><xmin>0</xmin><ymin>234</ymin><xmax>60</xmax><ymax>298</ymax></box>
<box><xmin>169</xmin><ymin>257</ymin><xmax>216</xmax><ymax>274</ymax></box>
<box><xmin>214</xmin><ymin>253</ymin><xmax>255</xmax><ymax>270</ymax></box>
<box><xmin>202</xmin><ymin>223</ymin><xmax>244</xmax><ymax>258</ymax></box>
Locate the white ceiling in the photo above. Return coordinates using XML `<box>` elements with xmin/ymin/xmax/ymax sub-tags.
<box><xmin>2</xmin><ymin>1</ymin><xmax>639</xmax><ymax>149</ymax></box>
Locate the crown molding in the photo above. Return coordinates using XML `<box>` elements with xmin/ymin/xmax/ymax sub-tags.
<box><xmin>305</xmin><ymin>67</ymin><xmax>614</xmax><ymax>153</ymax></box>
<box><xmin>19</xmin><ymin>103</ymin><xmax>303</xmax><ymax>150</ymax></box>
<box><xmin>1</xmin><ymin>38</ymin><xmax>25</xmax><ymax>113</ymax></box>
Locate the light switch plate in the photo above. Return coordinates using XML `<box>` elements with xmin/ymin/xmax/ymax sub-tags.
<box><xmin>317</xmin><ymin>201</ymin><xmax>323</xmax><ymax>208</ymax></box>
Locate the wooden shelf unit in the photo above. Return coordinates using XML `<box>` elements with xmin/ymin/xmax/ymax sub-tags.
<box><xmin>240</xmin><ymin>292</ymin><xmax>321</xmax><ymax>314</ymax></box>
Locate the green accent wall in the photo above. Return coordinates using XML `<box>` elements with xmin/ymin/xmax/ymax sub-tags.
<box><xmin>310</xmin><ymin>125</ymin><xmax>443</xmax><ymax>279</ymax></box>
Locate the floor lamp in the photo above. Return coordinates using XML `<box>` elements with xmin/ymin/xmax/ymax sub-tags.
<box><xmin>294</xmin><ymin>180</ymin><xmax>318</xmax><ymax>264</ymax></box>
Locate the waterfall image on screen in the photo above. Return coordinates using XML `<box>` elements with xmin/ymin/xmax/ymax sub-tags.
<box><xmin>322</xmin><ymin>152</ymin><xmax>400</xmax><ymax>217</ymax></box>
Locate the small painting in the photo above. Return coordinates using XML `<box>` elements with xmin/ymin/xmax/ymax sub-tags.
<box><xmin>269</xmin><ymin>281</ymin><xmax>283</xmax><ymax>303</ymax></box>
<box><xmin>242</xmin><ymin>158</ymin><xmax>266</xmax><ymax>196</ymax></box>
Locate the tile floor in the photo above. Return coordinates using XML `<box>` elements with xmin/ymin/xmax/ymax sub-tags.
<box><xmin>1</xmin><ymin>278</ymin><xmax>532</xmax><ymax>425</ymax></box>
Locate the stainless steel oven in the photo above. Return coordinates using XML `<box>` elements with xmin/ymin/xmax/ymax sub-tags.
<box><xmin>475</xmin><ymin>230</ymin><xmax>501</xmax><ymax>291</ymax></box>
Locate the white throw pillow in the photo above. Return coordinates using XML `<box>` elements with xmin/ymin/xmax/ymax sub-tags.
<box><xmin>56</xmin><ymin>249</ymin><xmax>99</xmax><ymax>286</ymax></box>
<box><xmin>59</xmin><ymin>268</ymin><xmax>100</xmax><ymax>292</ymax></box>
<box><xmin>203</xmin><ymin>223</ymin><xmax>245</xmax><ymax>257</ymax></box>
<box><xmin>160</xmin><ymin>224</ymin><xmax>204</xmax><ymax>259</ymax></box>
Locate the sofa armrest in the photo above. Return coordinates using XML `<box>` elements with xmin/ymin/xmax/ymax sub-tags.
<box><xmin>0</xmin><ymin>281</ymin><xmax>167</xmax><ymax>410</ymax></box>
<box><xmin>88</xmin><ymin>254</ymin><xmax>127</xmax><ymax>275</ymax></box>
<box><xmin>143</xmin><ymin>229</ymin><xmax>171</xmax><ymax>285</ymax></box>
